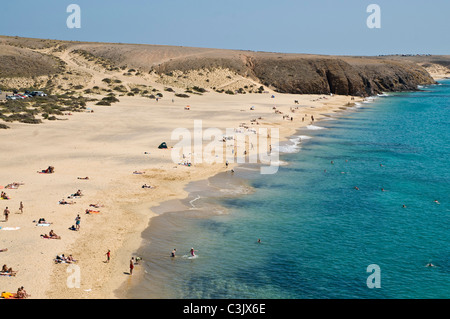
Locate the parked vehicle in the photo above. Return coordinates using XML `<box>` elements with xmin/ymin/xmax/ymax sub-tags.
<box><xmin>30</xmin><ymin>91</ymin><xmax>47</xmax><ymax>97</ymax></box>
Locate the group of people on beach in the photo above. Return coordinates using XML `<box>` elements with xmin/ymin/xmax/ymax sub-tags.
<box><xmin>55</xmin><ymin>254</ymin><xmax>76</xmax><ymax>264</ymax></box>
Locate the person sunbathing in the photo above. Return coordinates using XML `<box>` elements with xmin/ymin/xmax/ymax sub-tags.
<box><xmin>68</xmin><ymin>190</ymin><xmax>83</xmax><ymax>198</ymax></box>
<box><xmin>142</xmin><ymin>184</ymin><xmax>155</xmax><ymax>189</ymax></box>
<box><xmin>1</xmin><ymin>264</ymin><xmax>17</xmax><ymax>276</ymax></box>
<box><xmin>36</xmin><ymin>218</ymin><xmax>52</xmax><ymax>225</ymax></box>
<box><xmin>39</xmin><ymin>166</ymin><xmax>54</xmax><ymax>174</ymax></box>
<box><xmin>85</xmin><ymin>209</ymin><xmax>100</xmax><ymax>214</ymax></box>
<box><xmin>77</xmin><ymin>177</ymin><xmax>89</xmax><ymax>180</ymax></box>
<box><xmin>55</xmin><ymin>254</ymin><xmax>66</xmax><ymax>263</ymax></box>
<box><xmin>41</xmin><ymin>230</ymin><xmax>61</xmax><ymax>239</ymax></box>
<box><xmin>5</xmin><ymin>182</ymin><xmax>22</xmax><ymax>189</ymax></box>
<box><xmin>59</xmin><ymin>198</ymin><xmax>75</xmax><ymax>205</ymax></box>
<box><xmin>16</xmin><ymin>287</ymin><xmax>30</xmax><ymax>299</ymax></box>
<box><xmin>1</xmin><ymin>192</ymin><xmax>9</xmax><ymax>200</ymax></box>
<box><xmin>55</xmin><ymin>254</ymin><xmax>76</xmax><ymax>263</ymax></box>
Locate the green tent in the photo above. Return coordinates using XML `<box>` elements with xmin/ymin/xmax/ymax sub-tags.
<box><xmin>158</xmin><ymin>142</ymin><xmax>168</xmax><ymax>149</ymax></box>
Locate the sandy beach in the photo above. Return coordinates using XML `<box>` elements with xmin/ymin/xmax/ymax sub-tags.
<box><xmin>0</xmin><ymin>80</ymin><xmax>363</xmax><ymax>298</ymax></box>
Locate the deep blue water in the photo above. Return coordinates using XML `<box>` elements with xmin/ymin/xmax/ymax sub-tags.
<box><xmin>130</xmin><ymin>81</ymin><xmax>449</xmax><ymax>299</ymax></box>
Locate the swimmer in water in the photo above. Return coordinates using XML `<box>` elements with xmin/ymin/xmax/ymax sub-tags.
<box><xmin>402</xmin><ymin>204</ymin><xmax>407</xmax><ymax>208</ymax></box>
<box><xmin>171</xmin><ymin>248</ymin><xmax>176</xmax><ymax>257</ymax></box>
<box><xmin>190</xmin><ymin>248</ymin><xmax>197</xmax><ymax>257</ymax></box>
<box><xmin>434</xmin><ymin>200</ymin><xmax>440</xmax><ymax>204</ymax></box>
<box><xmin>426</xmin><ymin>262</ymin><xmax>435</xmax><ymax>267</ymax></box>
<box><xmin>354</xmin><ymin>186</ymin><xmax>359</xmax><ymax>190</ymax></box>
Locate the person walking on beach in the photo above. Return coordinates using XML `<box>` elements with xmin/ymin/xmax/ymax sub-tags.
<box><xmin>75</xmin><ymin>214</ymin><xmax>81</xmax><ymax>231</ymax></box>
<box><xmin>19</xmin><ymin>202</ymin><xmax>23</xmax><ymax>214</ymax></box>
<box><xmin>3</xmin><ymin>207</ymin><xmax>10</xmax><ymax>222</ymax></box>
<box><xmin>129</xmin><ymin>257</ymin><xmax>134</xmax><ymax>275</ymax></box>
<box><xmin>105</xmin><ymin>250</ymin><xmax>111</xmax><ymax>263</ymax></box>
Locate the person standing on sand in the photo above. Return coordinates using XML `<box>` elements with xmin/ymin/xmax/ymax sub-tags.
<box><xmin>3</xmin><ymin>207</ymin><xmax>10</xmax><ymax>222</ymax></box>
<box><xmin>75</xmin><ymin>214</ymin><xmax>81</xmax><ymax>230</ymax></box>
<box><xmin>129</xmin><ymin>257</ymin><xmax>134</xmax><ymax>275</ymax></box>
<box><xmin>19</xmin><ymin>202</ymin><xmax>23</xmax><ymax>214</ymax></box>
<box><xmin>106</xmin><ymin>250</ymin><xmax>111</xmax><ymax>263</ymax></box>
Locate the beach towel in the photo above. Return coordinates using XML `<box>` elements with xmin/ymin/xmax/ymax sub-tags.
<box><xmin>41</xmin><ymin>236</ymin><xmax>60</xmax><ymax>239</ymax></box>
<box><xmin>1</xmin><ymin>292</ymin><xmax>15</xmax><ymax>299</ymax></box>
<box><xmin>36</xmin><ymin>223</ymin><xmax>52</xmax><ymax>226</ymax></box>
<box><xmin>0</xmin><ymin>227</ymin><xmax>20</xmax><ymax>231</ymax></box>
<box><xmin>0</xmin><ymin>272</ymin><xmax>16</xmax><ymax>276</ymax></box>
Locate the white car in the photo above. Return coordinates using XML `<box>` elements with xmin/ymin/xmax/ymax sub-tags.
<box><xmin>31</xmin><ymin>91</ymin><xmax>47</xmax><ymax>97</ymax></box>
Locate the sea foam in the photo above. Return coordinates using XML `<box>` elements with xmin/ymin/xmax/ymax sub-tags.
<box><xmin>306</xmin><ymin>125</ymin><xmax>326</xmax><ymax>130</ymax></box>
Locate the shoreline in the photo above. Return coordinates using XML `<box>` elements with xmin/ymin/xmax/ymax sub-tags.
<box><xmin>113</xmin><ymin>96</ymin><xmax>370</xmax><ymax>299</ymax></box>
<box><xmin>0</xmin><ymin>91</ymin><xmax>365</xmax><ymax>299</ymax></box>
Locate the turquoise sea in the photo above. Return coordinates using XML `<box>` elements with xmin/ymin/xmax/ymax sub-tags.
<box><xmin>126</xmin><ymin>80</ymin><xmax>449</xmax><ymax>299</ymax></box>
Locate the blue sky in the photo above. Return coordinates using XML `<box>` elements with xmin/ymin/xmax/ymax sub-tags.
<box><xmin>0</xmin><ymin>0</ymin><xmax>449</xmax><ymax>56</ymax></box>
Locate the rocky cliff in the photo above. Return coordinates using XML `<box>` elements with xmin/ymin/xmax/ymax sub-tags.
<box><xmin>0</xmin><ymin>35</ymin><xmax>441</xmax><ymax>96</ymax></box>
<box><xmin>152</xmin><ymin>54</ymin><xmax>437</xmax><ymax>96</ymax></box>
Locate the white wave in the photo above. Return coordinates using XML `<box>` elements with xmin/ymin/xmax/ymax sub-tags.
<box><xmin>274</xmin><ymin>144</ymin><xmax>301</xmax><ymax>154</ymax></box>
<box><xmin>274</xmin><ymin>135</ymin><xmax>304</xmax><ymax>154</ymax></box>
<box><xmin>297</xmin><ymin>135</ymin><xmax>312</xmax><ymax>140</ymax></box>
<box><xmin>289</xmin><ymin>136</ymin><xmax>301</xmax><ymax>144</ymax></box>
<box><xmin>269</xmin><ymin>160</ymin><xmax>289</xmax><ymax>166</ymax></box>
<box><xmin>306</xmin><ymin>125</ymin><xmax>326</xmax><ymax>130</ymax></box>
<box><xmin>219</xmin><ymin>185</ymin><xmax>253</xmax><ymax>195</ymax></box>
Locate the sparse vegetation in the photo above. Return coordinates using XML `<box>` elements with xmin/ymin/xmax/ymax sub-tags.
<box><xmin>192</xmin><ymin>86</ymin><xmax>206</xmax><ymax>93</ymax></box>
<box><xmin>0</xmin><ymin>94</ymin><xmax>92</xmax><ymax>124</ymax></box>
<box><xmin>95</xmin><ymin>95</ymin><xmax>120</xmax><ymax>106</ymax></box>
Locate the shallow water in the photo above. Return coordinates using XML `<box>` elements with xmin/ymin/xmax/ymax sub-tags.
<box><xmin>126</xmin><ymin>81</ymin><xmax>450</xmax><ymax>299</ymax></box>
